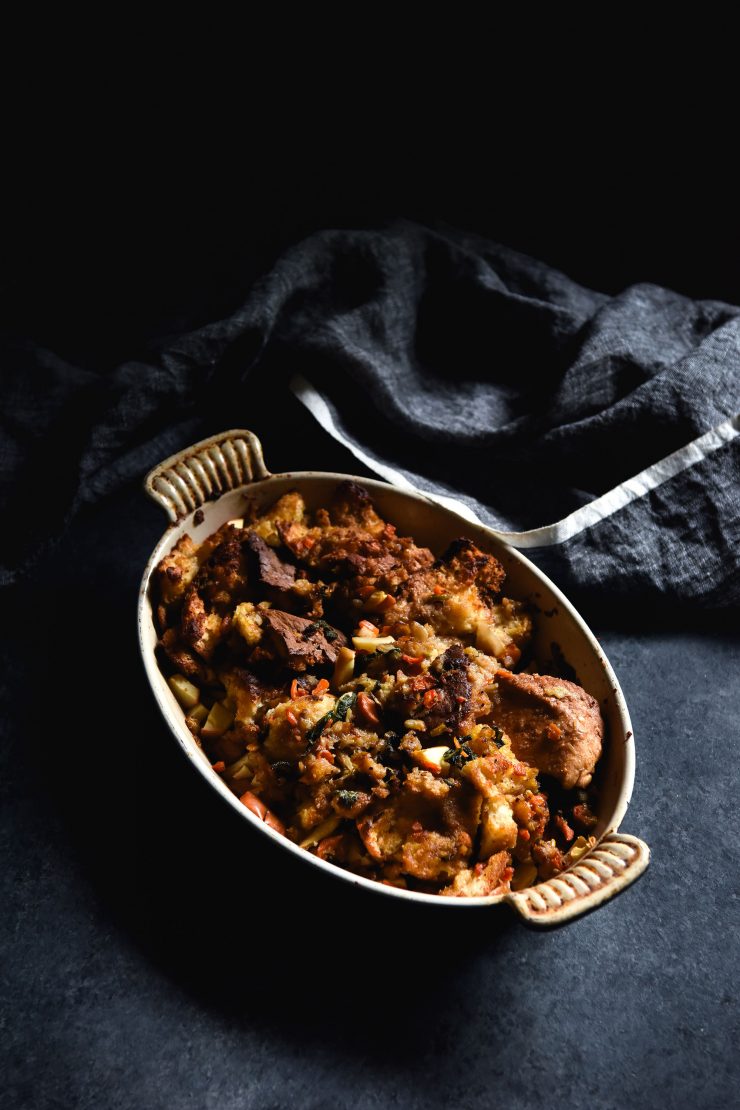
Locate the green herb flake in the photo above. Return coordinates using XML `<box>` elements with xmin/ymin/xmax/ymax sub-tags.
<box><xmin>333</xmin><ymin>692</ymin><xmax>357</xmax><ymax>721</ymax></box>
<box><xmin>336</xmin><ymin>790</ymin><xmax>361</xmax><ymax>808</ymax></box>
<box><xmin>305</xmin><ymin>711</ymin><xmax>334</xmax><ymax>745</ymax></box>
<box><xmin>305</xmin><ymin>692</ymin><xmax>357</xmax><ymax>748</ymax></box>
<box><xmin>303</xmin><ymin>619</ymin><xmax>339</xmax><ymax>642</ymax></box>
<box><xmin>442</xmin><ymin>740</ymin><xmax>475</xmax><ymax>769</ymax></box>
<box><xmin>270</xmin><ymin>761</ymin><xmax>292</xmax><ymax>778</ymax></box>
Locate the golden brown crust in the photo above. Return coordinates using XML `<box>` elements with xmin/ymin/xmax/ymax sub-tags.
<box><xmin>440</xmin><ymin>851</ymin><xmax>513</xmax><ymax>898</ymax></box>
<box><xmin>153</xmin><ymin>482</ymin><xmax>604</xmax><ymax>897</ymax></box>
<box><xmin>388</xmin><ymin>538</ymin><xmax>506</xmax><ymax>636</ymax></box>
<box><xmin>155</xmin><ymin>534</ymin><xmax>200</xmax><ymax>606</ymax></box>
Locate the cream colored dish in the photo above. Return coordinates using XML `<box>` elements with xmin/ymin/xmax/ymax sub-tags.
<box><xmin>138</xmin><ymin>430</ymin><xmax>649</xmax><ymax>924</ymax></box>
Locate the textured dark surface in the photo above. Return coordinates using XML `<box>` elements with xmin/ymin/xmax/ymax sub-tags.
<box><xmin>2</xmin><ymin>426</ymin><xmax>738</xmax><ymax>1110</ymax></box>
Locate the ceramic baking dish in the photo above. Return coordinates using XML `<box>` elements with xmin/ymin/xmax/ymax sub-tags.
<box><xmin>138</xmin><ymin>429</ymin><xmax>650</xmax><ymax>925</ymax></box>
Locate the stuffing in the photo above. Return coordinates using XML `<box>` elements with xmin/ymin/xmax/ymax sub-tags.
<box><xmin>154</xmin><ymin>482</ymin><xmax>604</xmax><ymax>896</ymax></box>
<box><xmin>155</xmin><ymin>534</ymin><xmax>201</xmax><ymax>606</ymax></box>
<box><xmin>441</xmin><ymin>851</ymin><xmax>514</xmax><ymax>898</ymax></box>
<box><xmin>246</xmin><ymin>490</ymin><xmax>307</xmax><ymax>547</ymax></box>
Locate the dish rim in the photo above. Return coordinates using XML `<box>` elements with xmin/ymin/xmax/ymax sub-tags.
<box><xmin>138</xmin><ymin>461</ymin><xmax>640</xmax><ymax>911</ymax></box>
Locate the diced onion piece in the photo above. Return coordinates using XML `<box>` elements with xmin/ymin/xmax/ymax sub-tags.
<box><xmin>567</xmin><ymin>836</ymin><xmax>594</xmax><ymax>863</ymax></box>
<box><xmin>475</xmin><ymin>621</ymin><xmax>509</xmax><ymax>658</ymax></box>
<box><xmin>404</xmin><ymin>719</ymin><xmax>427</xmax><ymax>731</ymax></box>
<box><xmin>511</xmin><ymin>862</ymin><xmax>539</xmax><ymax>891</ymax></box>
<box><xmin>332</xmin><ymin>646</ymin><xmax>356</xmax><ymax>689</ymax></box>
<box><xmin>410</xmin><ymin>745</ymin><xmax>449</xmax><ymax>773</ymax></box>
<box><xmin>352</xmin><ymin>635</ymin><xmax>396</xmax><ymax>653</ymax></box>
<box><xmin>300</xmin><ymin>815</ymin><xmax>341</xmax><ymax>848</ymax></box>
<box><xmin>187</xmin><ymin>703</ymin><xmax>209</xmax><ymax>727</ymax></box>
<box><xmin>168</xmin><ymin>674</ymin><xmax>200</xmax><ymax>710</ymax></box>
<box><xmin>365</xmin><ymin>590</ymin><xmax>396</xmax><ymax>613</ymax></box>
<box><xmin>202</xmin><ymin>700</ymin><xmax>235</xmax><ymax>738</ymax></box>
<box><xmin>226</xmin><ymin>752</ymin><xmax>251</xmax><ymax>776</ymax></box>
<box><xmin>227</xmin><ymin>518</ymin><xmax>244</xmax><ymax>529</ymax></box>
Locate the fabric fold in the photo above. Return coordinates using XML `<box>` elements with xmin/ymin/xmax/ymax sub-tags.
<box><xmin>2</xmin><ymin>220</ymin><xmax>738</xmax><ymax>611</ymax></box>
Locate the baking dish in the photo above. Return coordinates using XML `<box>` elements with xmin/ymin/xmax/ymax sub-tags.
<box><xmin>138</xmin><ymin>429</ymin><xmax>650</xmax><ymax>924</ymax></box>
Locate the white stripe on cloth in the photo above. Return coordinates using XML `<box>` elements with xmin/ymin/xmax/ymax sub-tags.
<box><xmin>290</xmin><ymin>374</ymin><xmax>740</xmax><ymax>549</ymax></box>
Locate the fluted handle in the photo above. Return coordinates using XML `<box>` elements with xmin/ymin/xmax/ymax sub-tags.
<box><xmin>506</xmin><ymin>832</ymin><xmax>650</xmax><ymax>927</ymax></box>
<box><xmin>144</xmin><ymin>429</ymin><xmax>270</xmax><ymax>522</ymax></box>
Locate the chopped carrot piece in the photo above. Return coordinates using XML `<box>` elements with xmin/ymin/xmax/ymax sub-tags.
<box><xmin>290</xmin><ymin>678</ymin><xmax>302</xmax><ymax>700</ymax></box>
<box><xmin>302</xmin><ymin>535</ymin><xmax>316</xmax><ymax>550</ymax></box>
<box><xmin>423</xmin><ymin>688</ymin><xmax>438</xmax><ymax>708</ymax></box>
<box><xmin>211</xmin><ymin>760</ymin><xmax>226</xmax><ymax>773</ymax></box>
<box><xmin>358</xmin><ymin>619</ymin><xmax>379</xmax><ymax>636</ymax></box>
<box><xmin>316</xmin><ymin>834</ymin><xmax>344</xmax><ymax>860</ymax></box>
<box><xmin>314</xmin><ymin>678</ymin><xmax>330</xmax><ymax>696</ymax></box>
<box><xmin>356</xmin><ymin>692</ymin><xmax>381</xmax><ymax>726</ymax></box>
<box><xmin>378</xmin><ymin>594</ymin><xmax>396</xmax><ymax>610</ymax></box>
<box><xmin>433</xmin><ymin>584</ymin><xmax>444</xmax><ymax>595</ymax></box>
<box><xmin>401</xmin><ymin>654</ymin><xmax>423</xmax><ymax>667</ymax></box>
<box><xmin>286</xmin><ymin>709</ymin><xmax>299</xmax><ymax>727</ymax></box>
<box><xmin>357</xmin><ymin>584</ymin><xmax>375</xmax><ymax>599</ymax></box>
<box><xmin>240</xmin><ymin>790</ymin><xmax>267</xmax><ymax>818</ymax></box>
<box><xmin>239</xmin><ymin>790</ymin><xmax>286</xmax><ymax>834</ymax></box>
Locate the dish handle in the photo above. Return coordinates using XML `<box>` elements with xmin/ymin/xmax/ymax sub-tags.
<box><xmin>144</xmin><ymin>429</ymin><xmax>271</xmax><ymax>522</ymax></box>
<box><xmin>505</xmin><ymin>832</ymin><xmax>649</xmax><ymax>926</ymax></box>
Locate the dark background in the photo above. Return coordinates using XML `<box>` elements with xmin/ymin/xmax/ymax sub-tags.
<box><xmin>9</xmin><ymin>165</ymin><xmax>740</xmax><ymax>368</ymax></box>
<box><xmin>3</xmin><ymin>138</ymin><xmax>739</xmax><ymax>1109</ymax></box>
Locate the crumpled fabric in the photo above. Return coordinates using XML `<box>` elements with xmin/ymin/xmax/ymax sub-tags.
<box><xmin>3</xmin><ymin>220</ymin><xmax>738</xmax><ymax>613</ymax></box>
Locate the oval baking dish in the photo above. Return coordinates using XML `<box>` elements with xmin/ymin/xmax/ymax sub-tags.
<box><xmin>138</xmin><ymin>429</ymin><xmax>649</xmax><ymax>924</ymax></box>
